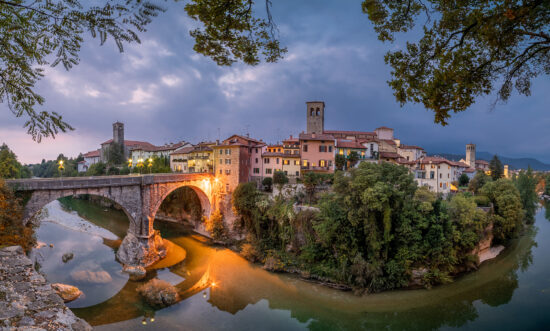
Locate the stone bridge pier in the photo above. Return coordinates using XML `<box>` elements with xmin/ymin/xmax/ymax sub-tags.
<box><xmin>7</xmin><ymin>173</ymin><xmax>220</xmax><ymax>267</ymax></box>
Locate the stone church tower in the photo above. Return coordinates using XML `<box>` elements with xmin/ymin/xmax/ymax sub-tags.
<box><xmin>113</xmin><ymin>122</ymin><xmax>124</xmax><ymax>145</ymax></box>
<box><xmin>466</xmin><ymin>143</ymin><xmax>476</xmax><ymax>168</ymax></box>
<box><xmin>306</xmin><ymin>101</ymin><xmax>325</xmax><ymax>134</ymax></box>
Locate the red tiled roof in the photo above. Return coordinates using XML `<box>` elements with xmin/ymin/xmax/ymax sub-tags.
<box><xmin>336</xmin><ymin>140</ymin><xmax>366</xmax><ymax>149</ymax></box>
<box><xmin>396</xmin><ymin>157</ymin><xmax>415</xmax><ymax>165</ymax></box>
<box><xmin>225</xmin><ymin>134</ymin><xmax>264</xmax><ymax>145</ymax></box>
<box><xmin>262</xmin><ymin>152</ymin><xmax>300</xmax><ymax>158</ymax></box>
<box><xmin>476</xmin><ymin>160</ymin><xmax>489</xmax><ymax>165</ymax></box>
<box><xmin>299</xmin><ymin>133</ymin><xmax>335</xmax><ymax>141</ymax></box>
<box><xmin>381</xmin><ymin>139</ymin><xmax>397</xmax><ymax>146</ymax></box>
<box><xmin>379</xmin><ymin>152</ymin><xmax>400</xmax><ymax>159</ymax></box>
<box><xmin>101</xmin><ymin>139</ymin><xmax>156</xmax><ymax>148</ymax></box>
<box><xmin>83</xmin><ymin>150</ymin><xmax>100</xmax><ymax>158</ymax></box>
<box><xmin>324</xmin><ymin>130</ymin><xmax>376</xmax><ymax>136</ymax></box>
<box><xmin>399</xmin><ymin>144</ymin><xmax>424</xmax><ymax>150</ymax></box>
<box><xmin>171</xmin><ymin>146</ymin><xmax>195</xmax><ymax>155</ymax></box>
<box><xmin>418</xmin><ymin>156</ymin><xmax>455</xmax><ymax>165</ymax></box>
<box><xmin>451</xmin><ymin>161</ymin><xmax>471</xmax><ymax>168</ymax></box>
<box><xmin>463</xmin><ymin>168</ymin><xmax>476</xmax><ymax>173</ymax></box>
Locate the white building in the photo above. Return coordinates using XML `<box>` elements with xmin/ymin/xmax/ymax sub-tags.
<box><xmin>398</xmin><ymin>145</ymin><xmax>426</xmax><ymax>162</ymax></box>
<box><xmin>77</xmin><ymin>150</ymin><xmax>100</xmax><ymax>173</ymax></box>
<box><xmin>414</xmin><ymin>157</ymin><xmax>455</xmax><ymax>194</ymax></box>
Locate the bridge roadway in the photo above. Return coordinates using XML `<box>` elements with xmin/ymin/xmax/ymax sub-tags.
<box><xmin>6</xmin><ymin>173</ymin><xmax>219</xmax><ymax>267</ymax></box>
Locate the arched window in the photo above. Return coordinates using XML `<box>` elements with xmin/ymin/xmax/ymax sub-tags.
<box><xmin>316</xmin><ymin>108</ymin><xmax>320</xmax><ymax>116</ymax></box>
<box><xmin>310</xmin><ymin>108</ymin><xmax>314</xmax><ymax>116</ymax></box>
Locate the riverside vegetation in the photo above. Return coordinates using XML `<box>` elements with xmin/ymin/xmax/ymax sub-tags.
<box><xmin>225</xmin><ymin>162</ymin><xmax>538</xmax><ymax>293</ymax></box>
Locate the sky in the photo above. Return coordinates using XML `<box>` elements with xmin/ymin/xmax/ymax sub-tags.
<box><xmin>1</xmin><ymin>0</ymin><xmax>549</xmax><ymax>164</ymax></box>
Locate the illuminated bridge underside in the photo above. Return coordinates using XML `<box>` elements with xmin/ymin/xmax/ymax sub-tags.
<box><xmin>7</xmin><ymin>173</ymin><xmax>218</xmax><ymax>267</ymax></box>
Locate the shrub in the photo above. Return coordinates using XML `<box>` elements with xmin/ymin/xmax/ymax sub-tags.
<box><xmin>205</xmin><ymin>209</ymin><xmax>227</xmax><ymax>241</ymax></box>
<box><xmin>240</xmin><ymin>243</ymin><xmax>260</xmax><ymax>262</ymax></box>
<box><xmin>262</xmin><ymin>177</ymin><xmax>273</xmax><ymax>192</ymax></box>
<box><xmin>0</xmin><ymin>180</ymin><xmax>35</xmax><ymax>251</ymax></box>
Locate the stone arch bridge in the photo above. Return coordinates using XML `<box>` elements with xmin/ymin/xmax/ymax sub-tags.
<box><xmin>6</xmin><ymin>173</ymin><xmax>222</xmax><ymax>267</ymax></box>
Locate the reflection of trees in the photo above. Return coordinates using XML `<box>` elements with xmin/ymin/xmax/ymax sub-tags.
<box><xmin>545</xmin><ymin>202</ymin><xmax>550</xmax><ymax>222</ymax></box>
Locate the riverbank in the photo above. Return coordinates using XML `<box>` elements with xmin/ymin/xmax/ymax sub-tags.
<box><xmin>0</xmin><ymin>245</ymin><xmax>92</xmax><ymax>330</ymax></box>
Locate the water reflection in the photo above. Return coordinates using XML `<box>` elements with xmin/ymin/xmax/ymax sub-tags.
<box><xmin>33</xmin><ymin>198</ymin><xmax>550</xmax><ymax>330</ymax></box>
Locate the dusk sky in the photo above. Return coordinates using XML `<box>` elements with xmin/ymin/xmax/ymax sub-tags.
<box><xmin>1</xmin><ymin>0</ymin><xmax>549</xmax><ymax>164</ymax></box>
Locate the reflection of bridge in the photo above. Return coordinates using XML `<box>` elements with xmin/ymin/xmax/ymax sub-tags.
<box><xmin>6</xmin><ymin>173</ymin><xmax>221</xmax><ymax>266</ymax></box>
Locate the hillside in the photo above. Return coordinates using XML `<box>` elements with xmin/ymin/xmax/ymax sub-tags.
<box><xmin>429</xmin><ymin>152</ymin><xmax>550</xmax><ymax>171</ymax></box>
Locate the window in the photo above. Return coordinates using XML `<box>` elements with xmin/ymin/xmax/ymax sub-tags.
<box><xmin>283</xmin><ymin>160</ymin><xmax>289</xmax><ymax>165</ymax></box>
<box><xmin>440</xmin><ymin>182</ymin><xmax>442</xmax><ymax>188</ymax></box>
<box><xmin>294</xmin><ymin>150</ymin><xmax>299</xmax><ymax>155</ymax></box>
<box><xmin>361</xmin><ymin>151</ymin><xmax>365</xmax><ymax>157</ymax></box>
<box><xmin>266</xmin><ymin>168</ymin><xmax>272</xmax><ymax>174</ymax></box>
<box><xmin>284</xmin><ymin>171</ymin><xmax>288</xmax><ymax>175</ymax></box>
<box><xmin>320</xmin><ymin>160</ymin><xmax>326</xmax><ymax>167</ymax></box>
<box><xmin>255</xmin><ymin>158</ymin><xmax>258</xmax><ymax>163</ymax></box>
<box><xmin>219</xmin><ymin>159</ymin><xmax>223</xmax><ymax>165</ymax></box>
<box><xmin>339</xmin><ymin>149</ymin><xmax>344</xmax><ymax>155</ymax></box>
<box><xmin>255</xmin><ymin>148</ymin><xmax>258</xmax><ymax>153</ymax></box>
<box><xmin>319</xmin><ymin>146</ymin><xmax>326</xmax><ymax>152</ymax></box>
<box><xmin>316</xmin><ymin>108</ymin><xmax>320</xmax><ymax>116</ymax></box>
<box><xmin>219</xmin><ymin>170</ymin><xmax>222</xmax><ymax>174</ymax></box>
<box><xmin>225</xmin><ymin>149</ymin><xmax>231</xmax><ymax>155</ymax></box>
<box><xmin>447</xmin><ymin>174</ymin><xmax>450</xmax><ymax>178</ymax></box>
<box><xmin>329</xmin><ymin>146</ymin><xmax>333</xmax><ymax>153</ymax></box>
<box><xmin>276</xmin><ymin>158</ymin><xmax>279</xmax><ymax>164</ymax></box>
<box><xmin>328</xmin><ymin>160</ymin><xmax>332</xmax><ymax>167</ymax></box>
<box><xmin>253</xmin><ymin>168</ymin><xmax>260</xmax><ymax>174</ymax></box>
<box><xmin>226</xmin><ymin>184</ymin><xmax>229</xmax><ymax>192</ymax></box>
<box><xmin>264</xmin><ymin>158</ymin><xmax>270</xmax><ymax>164</ymax></box>
<box><xmin>310</xmin><ymin>108</ymin><xmax>314</xmax><ymax>116</ymax></box>
<box><xmin>296</xmin><ymin>171</ymin><xmax>299</xmax><ymax>176</ymax></box>
<box><xmin>225</xmin><ymin>159</ymin><xmax>231</xmax><ymax>164</ymax></box>
<box><xmin>302</xmin><ymin>160</ymin><xmax>308</xmax><ymax>167</ymax></box>
<box><xmin>439</xmin><ymin>173</ymin><xmax>442</xmax><ymax>179</ymax></box>
<box><xmin>303</xmin><ymin>145</ymin><xmax>308</xmax><ymax>152</ymax></box>
<box><xmin>219</xmin><ymin>149</ymin><xmax>223</xmax><ymax>155</ymax></box>
<box><xmin>294</xmin><ymin>160</ymin><xmax>299</xmax><ymax>165</ymax></box>
<box><xmin>225</xmin><ymin>169</ymin><xmax>231</xmax><ymax>175</ymax></box>
<box><xmin>430</xmin><ymin>171</ymin><xmax>435</xmax><ymax>179</ymax></box>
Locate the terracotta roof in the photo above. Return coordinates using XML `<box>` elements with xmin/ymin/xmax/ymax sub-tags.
<box><xmin>336</xmin><ymin>140</ymin><xmax>366</xmax><ymax>149</ymax></box>
<box><xmin>171</xmin><ymin>146</ymin><xmax>195</xmax><ymax>155</ymax></box>
<box><xmin>379</xmin><ymin>152</ymin><xmax>401</xmax><ymax>159</ymax></box>
<box><xmin>476</xmin><ymin>160</ymin><xmax>489</xmax><ymax>165</ymax></box>
<box><xmin>376</xmin><ymin>126</ymin><xmax>393</xmax><ymax>130</ymax></box>
<box><xmin>83</xmin><ymin>150</ymin><xmax>100</xmax><ymax>158</ymax></box>
<box><xmin>101</xmin><ymin>139</ymin><xmax>156</xmax><ymax>149</ymax></box>
<box><xmin>324</xmin><ymin>130</ymin><xmax>376</xmax><ymax>136</ymax></box>
<box><xmin>463</xmin><ymin>168</ymin><xmax>476</xmax><ymax>173</ymax></box>
<box><xmin>396</xmin><ymin>157</ymin><xmax>415</xmax><ymax>165</ymax></box>
<box><xmin>224</xmin><ymin>134</ymin><xmax>264</xmax><ymax>145</ymax></box>
<box><xmin>399</xmin><ymin>144</ymin><xmax>424</xmax><ymax>150</ymax></box>
<box><xmin>299</xmin><ymin>133</ymin><xmax>335</xmax><ymax>141</ymax></box>
<box><xmin>451</xmin><ymin>161</ymin><xmax>471</xmax><ymax>168</ymax></box>
<box><xmin>381</xmin><ymin>139</ymin><xmax>397</xmax><ymax>146</ymax></box>
<box><xmin>418</xmin><ymin>156</ymin><xmax>455</xmax><ymax>165</ymax></box>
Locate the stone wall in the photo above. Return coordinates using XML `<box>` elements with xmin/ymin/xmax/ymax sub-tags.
<box><xmin>0</xmin><ymin>246</ymin><xmax>91</xmax><ymax>330</ymax></box>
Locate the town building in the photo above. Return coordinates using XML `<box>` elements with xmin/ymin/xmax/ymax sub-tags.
<box><xmin>398</xmin><ymin>145</ymin><xmax>426</xmax><ymax>162</ymax></box>
<box><xmin>130</xmin><ymin>141</ymin><xmax>191</xmax><ymax>166</ymax></box>
<box><xmin>170</xmin><ymin>142</ymin><xmax>215</xmax><ymax>173</ymax></box>
<box><xmin>299</xmin><ymin>133</ymin><xmax>335</xmax><ymax>173</ymax></box>
<box><xmin>414</xmin><ymin>156</ymin><xmax>456</xmax><ymax>193</ymax></box>
<box><xmin>213</xmin><ymin>134</ymin><xmax>265</xmax><ymax>192</ymax></box>
<box><xmin>77</xmin><ymin>150</ymin><xmax>100</xmax><ymax>173</ymax></box>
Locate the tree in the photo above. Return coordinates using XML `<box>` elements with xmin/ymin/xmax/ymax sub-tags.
<box><xmin>87</xmin><ymin>162</ymin><xmax>106</xmax><ymax>176</ymax></box>
<box><xmin>1</xmin><ymin>0</ymin><xmax>285</xmax><ymax>141</ymax></box>
<box><xmin>262</xmin><ymin>177</ymin><xmax>273</xmax><ymax>192</ymax></box>
<box><xmin>0</xmin><ymin>143</ymin><xmax>21</xmax><ymax>179</ymax></box>
<box><xmin>107</xmin><ymin>143</ymin><xmax>125</xmax><ymax>166</ymax></box>
<box><xmin>335</xmin><ymin>154</ymin><xmax>346</xmax><ymax>171</ymax></box>
<box><xmin>545</xmin><ymin>174</ymin><xmax>550</xmax><ymax>196</ymax></box>
<box><xmin>469</xmin><ymin>171</ymin><xmax>491</xmax><ymax>194</ymax></box>
<box><xmin>347</xmin><ymin>151</ymin><xmax>360</xmax><ymax>168</ymax></box>
<box><xmin>0</xmin><ymin>179</ymin><xmax>35</xmax><ymax>251</ymax></box>
<box><xmin>362</xmin><ymin>0</ymin><xmax>550</xmax><ymax>125</ymax></box>
<box><xmin>458</xmin><ymin>173</ymin><xmax>470</xmax><ymax>187</ymax></box>
<box><xmin>489</xmin><ymin>155</ymin><xmax>504</xmax><ymax>180</ymax></box>
<box><xmin>514</xmin><ymin>168</ymin><xmax>538</xmax><ymax>224</ymax></box>
<box><xmin>273</xmin><ymin>171</ymin><xmax>288</xmax><ymax>193</ymax></box>
<box><xmin>481</xmin><ymin>179</ymin><xmax>524</xmax><ymax>243</ymax></box>
<box><xmin>302</xmin><ymin>172</ymin><xmax>321</xmax><ymax>203</ymax></box>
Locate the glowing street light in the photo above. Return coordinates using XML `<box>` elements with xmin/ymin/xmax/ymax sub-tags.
<box><xmin>137</xmin><ymin>158</ymin><xmax>144</xmax><ymax>174</ymax></box>
<box><xmin>128</xmin><ymin>158</ymin><xmax>133</xmax><ymax>174</ymax></box>
<box><xmin>148</xmin><ymin>158</ymin><xmax>153</xmax><ymax>173</ymax></box>
<box><xmin>58</xmin><ymin>160</ymin><xmax>65</xmax><ymax>178</ymax></box>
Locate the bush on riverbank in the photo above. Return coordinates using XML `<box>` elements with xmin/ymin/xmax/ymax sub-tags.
<box><xmin>232</xmin><ymin>162</ymin><xmax>529</xmax><ymax>293</ymax></box>
<box><xmin>137</xmin><ymin>278</ymin><xmax>179</xmax><ymax>307</ymax></box>
<box><xmin>0</xmin><ymin>180</ymin><xmax>35</xmax><ymax>251</ymax></box>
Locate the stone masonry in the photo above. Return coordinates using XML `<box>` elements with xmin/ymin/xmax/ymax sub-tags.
<box><xmin>0</xmin><ymin>246</ymin><xmax>92</xmax><ymax>330</ymax></box>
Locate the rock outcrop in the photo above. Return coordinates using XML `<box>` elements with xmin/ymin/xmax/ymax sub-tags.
<box><xmin>136</xmin><ymin>279</ymin><xmax>179</xmax><ymax>307</ymax></box>
<box><xmin>116</xmin><ymin>230</ymin><xmax>167</xmax><ymax>267</ymax></box>
<box><xmin>123</xmin><ymin>265</ymin><xmax>147</xmax><ymax>281</ymax></box>
<box><xmin>51</xmin><ymin>283</ymin><xmax>82</xmax><ymax>302</ymax></box>
<box><xmin>0</xmin><ymin>246</ymin><xmax>92</xmax><ymax>330</ymax></box>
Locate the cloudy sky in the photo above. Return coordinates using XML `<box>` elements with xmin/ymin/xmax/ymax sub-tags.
<box><xmin>1</xmin><ymin>0</ymin><xmax>549</xmax><ymax>164</ymax></box>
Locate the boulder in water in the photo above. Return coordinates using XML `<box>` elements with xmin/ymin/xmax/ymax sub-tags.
<box><xmin>51</xmin><ymin>283</ymin><xmax>82</xmax><ymax>302</ymax></box>
<box><xmin>136</xmin><ymin>279</ymin><xmax>179</xmax><ymax>307</ymax></box>
<box><xmin>123</xmin><ymin>265</ymin><xmax>147</xmax><ymax>281</ymax></box>
<box><xmin>62</xmin><ymin>252</ymin><xmax>74</xmax><ymax>263</ymax></box>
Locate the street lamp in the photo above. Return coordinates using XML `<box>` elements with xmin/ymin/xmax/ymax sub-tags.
<box><xmin>137</xmin><ymin>158</ymin><xmax>144</xmax><ymax>174</ymax></box>
<box><xmin>58</xmin><ymin>160</ymin><xmax>65</xmax><ymax>178</ymax></box>
<box><xmin>148</xmin><ymin>158</ymin><xmax>153</xmax><ymax>174</ymax></box>
<box><xmin>128</xmin><ymin>158</ymin><xmax>133</xmax><ymax>174</ymax></box>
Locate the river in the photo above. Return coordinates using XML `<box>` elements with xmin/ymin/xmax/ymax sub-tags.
<box><xmin>31</xmin><ymin>198</ymin><xmax>550</xmax><ymax>330</ymax></box>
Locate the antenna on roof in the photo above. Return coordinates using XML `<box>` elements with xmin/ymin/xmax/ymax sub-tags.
<box><xmin>217</xmin><ymin>128</ymin><xmax>220</xmax><ymax>142</ymax></box>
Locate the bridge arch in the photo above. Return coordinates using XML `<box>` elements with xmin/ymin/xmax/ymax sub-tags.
<box><xmin>23</xmin><ymin>188</ymin><xmax>137</xmax><ymax>228</ymax></box>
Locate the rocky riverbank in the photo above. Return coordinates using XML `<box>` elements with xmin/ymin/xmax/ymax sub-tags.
<box><xmin>0</xmin><ymin>246</ymin><xmax>91</xmax><ymax>330</ymax></box>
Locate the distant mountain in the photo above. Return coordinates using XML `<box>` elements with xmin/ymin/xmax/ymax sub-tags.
<box><xmin>428</xmin><ymin>151</ymin><xmax>550</xmax><ymax>171</ymax></box>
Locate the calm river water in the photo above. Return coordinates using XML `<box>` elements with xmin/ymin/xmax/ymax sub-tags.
<box><xmin>31</xmin><ymin>198</ymin><xmax>550</xmax><ymax>330</ymax></box>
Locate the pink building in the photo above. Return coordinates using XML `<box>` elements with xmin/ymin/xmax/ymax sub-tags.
<box><xmin>299</xmin><ymin>133</ymin><xmax>335</xmax><ymax>173</ymax></box>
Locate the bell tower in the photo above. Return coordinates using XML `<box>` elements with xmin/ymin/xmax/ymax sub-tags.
<box><xmin>465</xmin><ymin>143</ymin><xmax>476</xmax><ymax>168</ymax></box>
<box><xmin>113</xmin><ymin>121</ymin><xmax>124</xmax><ymax>145</ymax></box>
<box><xmin>306</xmin><ymin>101</ymin><xmax>325</xmax><ymax>134</ymax></box>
